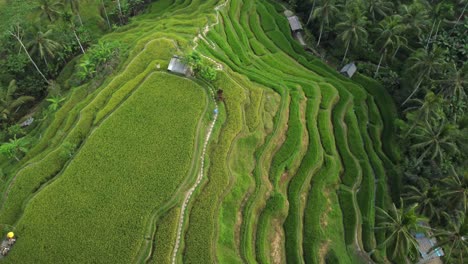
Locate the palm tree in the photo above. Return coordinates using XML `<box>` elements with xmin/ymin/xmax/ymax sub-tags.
<box><xmin>432</xmin><ymin>212</ymin><xmax>468</xmax><ymax>263</ymax></box>
<box><xmin>116</xmin><ymin>0</ymin><xmax>124</xmax><ymax>25</ymax></box>
<box><xmin>402</xmin><ymin>46</ymin><xmax>446</xmax><ymax>105</ymax></box>
<box><xmin>335</xmin><ymin>5</ymin><xmax>369</xmax><ymax>64</ymax></box>
<box><xmin>0</xmin><ymin>80</ymin><xmax>35</xmax><ymax>127</ymax></box>
<box><xmin>367</xmin><ymin>0</ymin><xmax>394</xmax><ymax>23</ymax></box>
<box><xmin>434</xmin><ymin>63</ymin><xmax>467</xmax><ymax>100</ymax></box>
<box><xmin>399</xmin><ymin>1</ymin><xmax>430</xmax><ymax>41</ymax></box>
<box><xmin>8</xmin><ymin>24</ymin><xmax>50</xmax><ymax>84</ymax></box>
<box><xmin>454</xmin><ymin>0</ymin><xmax>467</xmax><ymax>27</ymax></box>
<box><xmin>26</xmin><ymin>26</ymin><xmax>61</xmax><ymax>67</ymax></box>
<box><xmin>373</xmin><ymin>15</ymin><xmax>407</xmax><ymax>76</ymax></box>
<box><xmin>426</xmin><ymin>2</ymin><xmax>455</xmax><ymax>50</ymax></box>
<box><xmin>411</xmin><ymin>120</ymin><xmax>459</xmax><ymax>165</ymax></box>
<box><xmin>312</xmin><ymin>0</ymin><xmax>340</xmax><ymax>46</ymax></box>
<box><xmin>306</xmin><ymin>0</ymin><xmax>317</xmax><ymax>25</ymax></box>
<box><xmin>63</xmin><ymin>0</ymin><xmax>83</xmax><ymax>26</ymax></box>
<box><xmin>440</xmin><ymin>168</ymin><xmax>468</xmax><ymax>213</ymax></box>
<box><xmin>403</xmin><ymin>91</ymin><xmax>444</xmax><ymax>137</ymax></box>
<box><xmin>34</xmin><ymin>0</ymin><xmax>64</xmax><ymax>22</ymax></box>
<box><xmin>62</xmin><ymin>12</ymin><xmax>86</xmax><ymax>54</ymax></box>
<box><xmin>376</xmin><ymin>201</ymin><xmax>427</xmax><ymax>262</ymax></box>
<box><xmin>101</xmin><ymin>0</ymin><xmax>112</xmax><ymax>30</ymax></box>
<box><xmin>404</xmin><ymin>179</ymin><xmax>443</xmax><ymax>222</ymax></box>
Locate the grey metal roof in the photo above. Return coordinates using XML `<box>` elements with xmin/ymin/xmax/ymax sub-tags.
<box><xmin>340</xmin><ymin>62</ymin><xmax>357</xmax><ymax>78</ymax></box>
<box><xmin>287</xmin><ymin>16</ymin><xmax>303</xmax><ymax>32</ymax></box>
<box><xmin>168</xmin><ymin>56</ymin><xmax>189</xmax><ymax>75</ymax></box>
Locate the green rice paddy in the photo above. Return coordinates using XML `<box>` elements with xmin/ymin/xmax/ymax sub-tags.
<box><xmin>0</xmin><ymin>0</ymin><xmax>398</xmax><ymax>263</ymax></box>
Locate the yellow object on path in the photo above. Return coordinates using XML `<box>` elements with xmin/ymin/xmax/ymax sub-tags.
<box><xmin>6</xmin><ymin>232</ymin><xmax>14</xmax><ymax>239</ymax></box>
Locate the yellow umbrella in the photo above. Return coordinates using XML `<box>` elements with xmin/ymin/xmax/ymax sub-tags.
<box><xmin>6</xmin><ymin>232</ymin><xmax>14</xmax><ymax>239</ymax></box>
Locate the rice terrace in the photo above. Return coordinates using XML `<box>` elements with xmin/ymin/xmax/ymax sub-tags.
<box><xmin>0</xmin><ymin>0</ymin><xmax>466</xmax><ymax>263</ymax></box>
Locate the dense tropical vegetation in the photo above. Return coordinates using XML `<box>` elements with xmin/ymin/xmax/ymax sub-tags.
<box><xmin>0</xmin><ymin>0</ymin><xmax>465</xmax><ymax>263</ymax></box>
<box><xmin>0</xmin><ymin>0</ymin><xmax>155</xmax><ymax>170</ymax></box>
<box><xmin>289</xmin><ymin>0</ymin><xmax>467</xmax><ymax>262</ymax></box>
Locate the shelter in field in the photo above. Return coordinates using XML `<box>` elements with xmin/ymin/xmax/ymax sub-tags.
<box><xmin>414</xmin><ymin>225</ymin><xmax>444</xmax><ymax>264</ymax></box>
<box><xmin>340</xmin><ymin>62</ymin><xmax>357</xmax><ymax>78</ymax></box>
<box><xmin>284</xmin><ymin>12</ymin><xmax>306</xmax><ymax>46</ymax></box>
<box><xmin>167</xmin><ymin>55</ymin><xmax>191</xmax><ymax>76</ymax></box>
<box><xmin>287</xmin><ymin>16</ymin><xmax>303</xmax><ymax>32</ymax></box>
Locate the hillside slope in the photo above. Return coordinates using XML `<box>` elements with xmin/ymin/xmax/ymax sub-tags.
<box><xmin>0</xmin><ymin>1</ymin><xmax>398</xmax><ymax>263</ymax></box>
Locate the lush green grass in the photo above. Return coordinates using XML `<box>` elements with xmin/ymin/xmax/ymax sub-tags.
<box><xmin>4</xmin><ymin>73</ymin><xmax>207</xmax><ymax>263</ymax></box>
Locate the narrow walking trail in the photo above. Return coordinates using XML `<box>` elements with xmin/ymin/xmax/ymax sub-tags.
<box><xmin>171</xmin><ymin>88</ymin><xmax>218</xmax><ymax>264</ymax></box>
<box><xmin>171</xmin><ymin>2</ymin><xmax>227</xmax><ymax>263</ymax></box>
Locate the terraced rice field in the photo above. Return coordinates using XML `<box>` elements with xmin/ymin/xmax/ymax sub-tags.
<box><xmin>0</xmin><ymin>0</ymin><xmax>398</xmax><ymax>263</ymax></box>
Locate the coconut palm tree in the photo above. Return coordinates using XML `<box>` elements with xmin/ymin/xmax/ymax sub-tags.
<box><xmin>335</xmin><ymin>5</ymin><xmax>369</xmax><ymax>64</ymax></box>
<box><xmin>8</xmin><ymin>24</ymin><xmax>50</xmax><ymax>84</ymax></box>
<box><xmin>63</xmin><ymin>0</ymin><xmax>83</xmax><ymax>26</ymax></box>
<box><xmin>432</xmin><ymin>212</ymin><xmax>468</xmax><ymax>263</ymax></box>
<box><xmin>367</xmin><ymin>0</ymin><xmax>394</xmax><ymax>23</ymax></box>
<box><xmin>411</xmin><ymin>120</ymin><xmax>459</xmax><ymax>165</ymax></box>
<box><xmin>101</xmin><ymin>0</ymin><xmax>112</xmax><ymax>30</ymax></box>
<box><xmin>434</xmin><ymin>63</ymin><xmax>467</xmax><ymax>100</ymax></box>
<box><xmin>404</xmin><ymin>179</ymin><xmax>443</xmax><ymax>222</ymax></box>
<box><xmin>399</xmin><ymin>1</ymin><xmax>430</xmax><ymax>41</ymax></box>
<box><xmin>440</xmin><ymin>168</ymin><xmax>468</xmax><ymax>213</ymax></box>
<box><xmin>26</xmin><ymin>26</ymin><xmax>61</xmax><ymax>67</ymax></box>
<box><xmin>403</xmin><ymin>91</ymin><xmax>444</xmax><ymax>137</ymax></box>
<box><xmin>62</xmin><ymin>12</ymin><xmax>86</xmax><ymax>54</ymax></box>
<box><xmin>402</xmin><ymin>46</ymin><xmax>446</xmax><ymax>105</ymax></box>
<box><xmin>306</xmin><ymin>0</ymin><xmax>317</xmax><ymax>25</ymax></box>
<box><xmin>454</xmin><ymin>0</ymin><xmax>467</xmax><ymax>27</ymax></box>
<box><xmin>377</xmin><ymin>201</ymin><xmax>427</xmax><ymax>262</ymax></box>
<box><xmin>312</xmin><ymin>0</ymin><xmax>340</xmax><ymax>46</ymax></box>
<box><xmin>373</xmin><ymin>15</ymin><xmax>407</xmax><ymax>76</ymax></box>
<box><xmin>426</xmin><ymin>1</ymin><xmax>455</xmax><ymax>50</ymax></box>
<box><xmin>0</xmin><ymin>80</ymin><xmax>35</xmax><ymax>127</ymax></box>
<box><xmin>116</xmin><ymin>0</ymin><xmax>124</xmax><ymax>25</ymax></box>
<box><xmin>34</xmin><ymin>0</ymin><xmax>64</xmax><ymax>22</ymax></box>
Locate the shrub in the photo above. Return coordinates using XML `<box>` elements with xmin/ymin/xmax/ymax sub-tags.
<box><xmin>77</xmin><ymin>40</ymin><xmax>121</xmax><ymax>81</ymax></box>
<box><xmin>184</xmin><ymin>51</ymin><xmax>218</xmax><ymax>82</ymax></box>
<box><xmin>199</xmin><ymin>65</ymin><xmax>217</xmax><ymax>81</ymax></box>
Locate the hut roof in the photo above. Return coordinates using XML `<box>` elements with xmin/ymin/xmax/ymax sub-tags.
<box><xmin>168</xmin><ymin>56</ymin><xmax>189</xmax><ymax>75</ymax></box>
<box><xmin>287</xmin><ymin>16</ymin><xmax>303</xmax><ymax>32</ymax></box>
<box><xmin>20</xmin><ymin>117</ymin><xmax>34</xmax><ymax>127</ymax></box>
<box><xmin>340</xmin><ymin>62</ymin><xmax>357</xmax><ymax>78</ymax></box>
